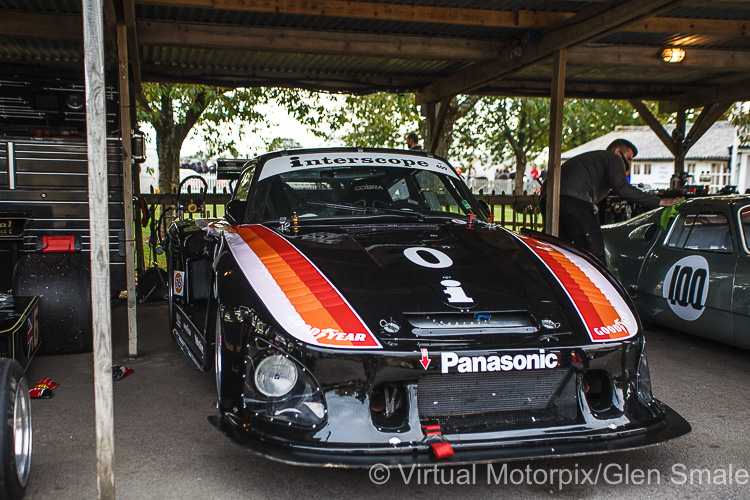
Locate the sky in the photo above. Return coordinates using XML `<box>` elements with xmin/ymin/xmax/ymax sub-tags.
<box><xmin>181</xmin><ymin>101</ymin><xmax>330</xmax><ymax>158</ymax></box>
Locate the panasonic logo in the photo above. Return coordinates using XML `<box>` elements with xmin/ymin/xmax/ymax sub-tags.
<box><xmin>441</xmin><ymin>350</ymin><xmax>559</xmax><ymax>373</ymax></box>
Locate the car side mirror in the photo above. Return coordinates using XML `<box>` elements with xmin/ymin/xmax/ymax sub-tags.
<box><xmin>225</xmin><ymin>199</ymin><xmax>246</xmax><ymax>225</ymax></box>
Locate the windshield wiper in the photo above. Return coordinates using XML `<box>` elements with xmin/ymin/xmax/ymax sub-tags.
<box><xmin>308</xmin><ymin>201</ymin><xmax>374</xmax><ymax>213</ymax></box>
<box><xmin>308</xmin><ymin>201</ymin><xmax>426</xmax><ymax>220</ymax></box>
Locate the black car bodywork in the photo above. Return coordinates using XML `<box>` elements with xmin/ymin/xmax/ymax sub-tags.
<box><xmin>168</xmin><ymin>148</ymin><xmax>689</xmax><ymax>466</ymax></box>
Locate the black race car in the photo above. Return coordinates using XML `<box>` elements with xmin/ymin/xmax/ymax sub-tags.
<box><xmin>167</xmin><ymin>148</ymin><xmax>689</xmax><ymax>467</ymax></box>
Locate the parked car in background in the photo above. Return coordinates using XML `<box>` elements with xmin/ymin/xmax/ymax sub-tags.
<box><xmin>167</xmin><ymin>147</ymin><xmax>689</xmax><ymax>467</ymax></box>
<box><xmin>603</xmin><ymin>195</ymin><xmax>750</xmax><ymax>348</ymax></box>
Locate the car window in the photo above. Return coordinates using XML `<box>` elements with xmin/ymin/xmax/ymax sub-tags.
<box><xmin>234</xmin><ymin>163</ymin><xmax>256</xmax><ymax>201</ymax></box>
<box><xmin>246</xmin><ymin>163</ymin><xmax>477</xmax><ymax>221</ymax></box>
<box><xmin>665</xmin><ymin>212</ymin><xmax>734</xmax><ymax>253</ymax></box>
<box><xmin>413</xmin><ymin>170</ymin><xmax>466</xmax><ymax>214</ymax></box>
<box><xmin>740</xmin><ymin>207</ymin><xmax>750</xmax><ymax>251</ymax></box>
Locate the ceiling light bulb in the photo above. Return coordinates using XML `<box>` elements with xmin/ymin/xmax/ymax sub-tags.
<box><xmin>661</xmin><ymin>47</ymin><xmax>685</xmax><ymax>63</ymax></box>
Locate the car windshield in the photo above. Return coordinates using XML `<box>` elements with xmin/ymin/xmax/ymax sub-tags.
<box><xmin>244</xmin><ymin>152</ymin><xmax>480</xmax><ymax>221</ymax></box>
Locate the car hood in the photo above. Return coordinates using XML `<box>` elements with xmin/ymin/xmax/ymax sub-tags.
<box><xmin>219</xmin><ymin>220</ymin><xmax>639</xmax><ymax>350</ymax></box>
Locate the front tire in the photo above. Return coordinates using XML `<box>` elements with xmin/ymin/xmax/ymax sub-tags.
<box><xmin>0</xmin><ymin>359</ymin><xmax>32</xmax><ymax>500</ymax></box>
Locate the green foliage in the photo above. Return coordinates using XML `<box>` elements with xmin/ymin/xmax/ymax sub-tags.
<box><xmin>730</xmin><ymin>103</ymin><xmax>750</xmax><ymax>144</ymax></box>
<box><xmin>271</xmin><ymin>88</ymin><xmax>329</xmax><ymax>131</ymax></box>
<box><xmin>561</xmin><ymin>99</ymin><xmax>643</xmax><ymax>150</ymax></box>
<box><xmin>281</xmin><ymin>92</ymin><xmax>422</xmax><ymax>148</ymax></box>
<box><xmin>267</xmin><ymin>137</ymin><xmax>303</xmax><ymax>151</ymax></box>
<box><xmin>136</xmin><ymin>83</ymin><xmax>268</xmax><ymax>192</ymax></box>
<box><xmin>454</xmin><ymin>97</ymin><xmax>549</xmax><ymax>163</ymax></box>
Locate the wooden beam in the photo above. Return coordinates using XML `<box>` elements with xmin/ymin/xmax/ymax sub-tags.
<box><xmin>480</xmin><ymin>80</ymin><xmax>702</xmax><ymax>100</ymax></box>
<box><xmin>137</xmin><ymin>22</ymin><xmax>750</xmax><ymax>69</ymax></box>
<box><xmin>82</xmin><ymin>0</ymin><xmax>116</xmax><ymax>496</ymax></box>
<box><xmin>427</xmin><ymin>97</ymin><xmax>451</xmax><ymax>153</ymax></box>
<box><xmin>2</xmin><ymin>11</ymin><xmax>747</xmax><ymax>70</ymax></box>
<box><xmin>136</xmin><ymin>0</ymin><xmax>556</xmax><ymax>28</ymax></box>
<box><xmin>685</xmin><ymin>101</ymin><xmax>734</xmax><ymax>147</ymax></box>
<box><xmin>569</xmin><ymin>45</ymin><xmax>750</xmax><ymax>70</ymax></box>
<box><xmin>121</xmin><ymin>0</ymin><xmax>144</xmax><ymax>108</ymax></box>
<box><xmin>662</xmin><ymin>77</ymin><xmax>750</xmax><ymax>111</ymax></box>
<box><xmin>103</xmin><ymin>0</ymin><xmax>117</xmax><ymax>38</ymax></box>
<box><xmin>139</xmin><ymin>63</ymin><xmax>428</xmax><ymax>90</ymax></box>
<box><xmin>545</xmin><ymin>49</ymin><xmax>566</xmax><ymax>238</ymax></box>
<box><xmin>673</xmin><ymin>109</ymin><xmax>686</xmax><ymax>174</ymax></box>
<box><xmin>420</xmin><ymin>0</ymin><xmax>685</xmax><ymax>103</ymax></box>
<box><xmin>4</xmin><ymin>10</ymin><xmax>746</xmax><ymax>71</ymax></box>
<box><xmin>117</xmin><ymin>22</ymin><xmax>139</xmax><ymax>358</ymax></box>
<box><xmin>628</xmin><ymin>99</ymin><xmax>677</xmax><ymax>156</ymax></box>
<box><xmin>0</xmin><ymin>11</ymin><xmax>83</xmax><ymax>38</ymax></box>
<box><xmin>136</xmin><ymin>20</ymin><xmax>506</xmax><ymax>60</ymax></box>
<box><xmin>135</xmin><ymin>0</ymin><xmax>749</xmax><ymax>36</ymax></box>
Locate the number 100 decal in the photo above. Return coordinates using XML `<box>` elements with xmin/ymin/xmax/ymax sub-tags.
<box><xmin>663</xmin><ymin>255</ymin><xmax>709</xmax><ymax>321</ymax></box>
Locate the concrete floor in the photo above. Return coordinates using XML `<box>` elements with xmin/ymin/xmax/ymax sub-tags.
<box><xmin>23</xmin><ymin>301</ymin><xmax>750</xmax><ymax>499</ymax></box>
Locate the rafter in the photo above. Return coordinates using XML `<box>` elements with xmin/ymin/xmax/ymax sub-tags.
<box><xmin>136</xmin><ymin>20</ymin><xmax>506</xmax><ymax>60</ymax></box>
<box><xmin>139</xmin><ymin>63</ymin><xmax>428</xmax><ymax>91</ymax></box>
<box><xmin>420</xmin><ymin>0</ymin><xmax>686</xmax><ymax>103</ymax></box>
<box><xmin>135</xmin><ymin>0</ymin><xmax>745</xmax><ymax>36</ymax></box>
<box><xmin>1</xmin><ymin>11</ymin><xmax>744</xmax><ymax>71</ymax></box>
<box><xmin>663</xmin><ymin>77</ymin><xmax>750</xmax><ymax>111</ymax></box>
<box><xmin>120</xmin><ymin>0</ymin><xmax>144</xmax><ymax>105</ymax></box>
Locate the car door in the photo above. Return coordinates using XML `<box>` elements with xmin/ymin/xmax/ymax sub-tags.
<box><xmin>732</xmin><ymin>204</ymin><xmax>750</xmax><ymax>349</ymax></box>
<box><xmin>638</xmin><ymin>205</ymin><xmax>738</xmax><ymax>345</ymax></box>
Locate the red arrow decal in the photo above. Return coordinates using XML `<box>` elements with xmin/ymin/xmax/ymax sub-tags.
<box><xmin>420</xmin><ymin>348</ymin><xmax>431</xmax><ymax>370</ymax></box>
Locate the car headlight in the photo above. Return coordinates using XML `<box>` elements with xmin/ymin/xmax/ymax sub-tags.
<box><xmin>636</xmin><ymin>347</ymin><xmax>654</xmax><ymax>405</ymax></box>
<box><xmin>254</xmin><ymin>355</ymin><xmax>298</xmax><ymax>397</ymax></box>
<box><xmin>244</xmin><ymin>344</ymin><xmax>326</xmax><ymax>429</ymax></box>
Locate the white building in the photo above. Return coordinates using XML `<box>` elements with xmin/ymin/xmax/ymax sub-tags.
<box><xmin>562</xmin><ymin>121</ymin><xmax>742</xmax><ymax>194</ymax></box>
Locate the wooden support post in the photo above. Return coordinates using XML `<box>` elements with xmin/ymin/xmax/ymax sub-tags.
<box><xmin>117</xmin><ymin>22</ymin><xmax>138</xmax><ymax>357</ymax></box>
<box><xmin>545</xmin><ymin>49</ymin><xmax>566</xmax><ymax>237</ymax></box>
<box><xmin>673</xmin><ymin>109</ymin><xmax>686</xmax><ymax>175</ymax></box>
<box><xmin>82</xmin><ymin>0</ymin><xmax>115</xmax><ymax>497</ymax></box>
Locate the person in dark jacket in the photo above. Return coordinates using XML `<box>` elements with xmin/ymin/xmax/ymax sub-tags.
<box><xmin>406</xmin><ymin>133</ymin><xmax>423</xmax><ymax>151</ymax></box>
<box><xmin>539</xmin><ymin>138</ymin><xmax>681</xmax><ymax>262</ymax></box>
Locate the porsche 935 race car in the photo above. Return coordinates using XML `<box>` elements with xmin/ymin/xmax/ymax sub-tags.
<box><xmin>603</xmin><ymin>195</ymin><xmax>750</xmax><ymax>348</ymax></box>
<box><xmin>167</xmin><ymin>148</ymin><xmax>690</xmax><ymax>466</ymax></box>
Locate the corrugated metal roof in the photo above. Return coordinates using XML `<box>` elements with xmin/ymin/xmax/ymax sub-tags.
<box><xmin>2</xmin><ymin>0</ymin><xmax>750</xmax><ymax>97</ymax></box>
<box><xmin>562</xmin><ymin>121</ymin><xmax>736</xmax><ymax>161</ymax></box>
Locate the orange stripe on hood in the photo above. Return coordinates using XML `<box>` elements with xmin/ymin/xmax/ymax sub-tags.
<box><xmin>235</xmin><ymin>225</ymin><xmax>381</xmax><ymax>348</ymax></box>
<box><xmin>515</xmin><ymin>234</ymin><xmax>637</xmax><ymax>342</ymax></box>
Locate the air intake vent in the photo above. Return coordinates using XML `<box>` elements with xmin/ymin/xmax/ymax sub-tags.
<box><xmin>404</xmin><ymin>311</ymin><xmax>535</xmax><ymax>336</ymax></box>
<box><xmin>418</xmin><ymin>369</ymin><xmax>578</xmax><ymax>433</ymax></box>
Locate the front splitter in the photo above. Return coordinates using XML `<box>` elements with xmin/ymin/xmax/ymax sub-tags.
<box><xmin>208</xmin><ymin>404</ymin><xmax>691</xmax><ymax>468</ymax></box>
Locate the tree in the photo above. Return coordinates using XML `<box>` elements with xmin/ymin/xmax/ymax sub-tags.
<box><xmin>288</xmin><ymin>92</ymin><xmax>477</xmax><ymax>159</ymax></box>
<box><xmin>455</xmin><ymin>97</ymin><xmax>550</xmax><ymax>194</ymax></box>
<box><xmin>454</xmin><ymin>98</ymin><xmax>652</xmax><ymax>194</ymax></box>
<box><xmin>314</xmin><ymin>93</ymin><xmax>421</xmax><ymax>148</ymax></box>
<box><xmin>425</xmin><ymin>96</ymin><xmax>481</xmax><ymax>158</ymax></box>
<box><xmin>137</xmin><ymin>83</ymin><xmax>267</xmax><ymax>193</ymax></box>
<box><xmin>267</xmin><ymin>137</ymin><xmax>303</xmax><ymax>151</ymax></box>
<box><xmin>561</xmin><ymin>99</ymin><xmax>644</xmax><ymax>150</ymax></box>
